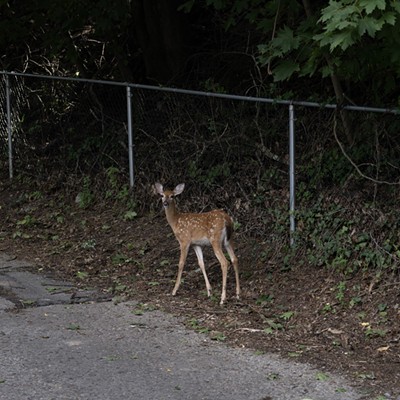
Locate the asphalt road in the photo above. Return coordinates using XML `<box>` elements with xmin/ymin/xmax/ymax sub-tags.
<box><xmin>0</xmin><ymin>252</ymin><xmax>365</xmax><ymax>400</ymax></box>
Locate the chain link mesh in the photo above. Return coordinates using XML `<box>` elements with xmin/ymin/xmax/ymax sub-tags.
<box><xmin>1</xmin><ymin>73</ymin><xmax>399</xmax><ymax>212</ymax></box>
<box><xmin>1</xmin><ymin>75</ymin><xmax>127</xmax><ymax>175</ymax></box>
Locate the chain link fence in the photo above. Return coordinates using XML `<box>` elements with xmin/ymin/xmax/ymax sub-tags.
<box><xmin>1</xmin><ymin>73</ymin><xmax>128</xmax><ymax>177</ymax></box>
<box><xmin>1</xmin><ymin>72</ymin><xmax>400</xmax><ymax>246</ymax></box>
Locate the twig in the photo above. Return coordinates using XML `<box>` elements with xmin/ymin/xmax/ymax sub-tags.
<box><xmin>333</xmin><ymin>112</ymin><xmax>400</xmax><ymax>185</ymax></box>
<box><xmin>267</xmin><ymin>0</ymin><xmax>281</xmax><ymax>75</ymax></box>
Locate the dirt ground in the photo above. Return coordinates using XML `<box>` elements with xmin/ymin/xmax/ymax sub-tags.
<box><xmin>1</xmin><ymin>180</ymin><xmax>399</xmax><ymax>399</ymax></box>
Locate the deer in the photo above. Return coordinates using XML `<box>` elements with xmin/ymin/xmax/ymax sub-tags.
<box><xmin>155</xmin><ymin>183</ymin><xmax>240</xmax><ymax>305</ymax></box>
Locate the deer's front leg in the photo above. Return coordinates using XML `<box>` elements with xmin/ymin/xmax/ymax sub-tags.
<box><xmin>172</xmin><ymin>243</ymin><xmax>189</xmax><ymax>296</ymax></box>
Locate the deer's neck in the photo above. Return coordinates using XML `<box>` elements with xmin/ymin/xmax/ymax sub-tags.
<box><xmin>165</xmin><ymin>201</ymin><xmax>179</xmax><ymax>230</ymax></box>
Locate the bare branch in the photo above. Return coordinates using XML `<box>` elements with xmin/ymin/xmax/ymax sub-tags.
<box><xmin>333</xmin><ymin>112</ymin><xmax>400</xmax><ymax>185</ymax></box>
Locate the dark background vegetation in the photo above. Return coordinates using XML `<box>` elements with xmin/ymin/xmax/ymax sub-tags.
<box><xmin>1</xmin><ymin>1</ymin><xmax>400</xmax><ymax>397</ymax></box>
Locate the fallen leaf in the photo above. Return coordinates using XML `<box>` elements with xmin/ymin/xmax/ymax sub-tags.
<box><xmin>377</xmin><ymin>346</ymin><xmax>389</xmax><ymax>352</ymax></box>
<box><xmin>327</xmin><ymin>328</ymin><xmax>344</xmax><ymax>335</ymax></box>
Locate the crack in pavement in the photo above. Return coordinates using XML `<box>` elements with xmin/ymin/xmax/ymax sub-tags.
<box><xmin>0</xmin><ymin>252</ymin><xmax>111</xmax><ymax>310</ymax></box>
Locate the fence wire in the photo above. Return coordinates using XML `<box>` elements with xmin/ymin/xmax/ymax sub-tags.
<box><xmin>1</xmin><ymin>74</ymin><xmax>128</xmax><ymax>175</ymax></box>
<box><xmin>1</xmin><ymin>72</ymin><xmax>400</xmax><ymax>244</ymax></box>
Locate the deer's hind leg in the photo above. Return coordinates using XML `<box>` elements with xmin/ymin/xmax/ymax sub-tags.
<box><xmin>193</xmin><ymin>245</ymin><xmax>212</xmax><ymax>297</ymax></box>
<box><xmin>211</xmin><ymin>241</ymin><xmax>229</xmax><ymax>305</ymax></box>
<box><xmin>224</xmin><ymin>240</ymin><xmax>240</xmax><ymax>300</ymax></box>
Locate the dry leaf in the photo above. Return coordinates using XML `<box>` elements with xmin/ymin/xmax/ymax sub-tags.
<box><xmin>377</xmin><ymin>346</ymin><xmax>389</xmax><ymax>352</ymax></box>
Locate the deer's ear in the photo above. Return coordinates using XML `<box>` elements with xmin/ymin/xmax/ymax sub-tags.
<box><xmin>154</xmin><ymin>183</ymin><xmax>164</xmax><ymax>195</ymax></box>
<box><xmin>173</xmin><ymin>183</ymin><xmax>185</xmax><ymax>196</ymax></box>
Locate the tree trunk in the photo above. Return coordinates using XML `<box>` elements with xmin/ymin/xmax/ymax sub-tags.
<box><xmin>302</xmin><ymin>0</ymin><xmax>353</xmax><ymax>144</ymax></box>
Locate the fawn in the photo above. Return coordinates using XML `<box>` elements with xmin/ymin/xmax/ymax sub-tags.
<box><xmin>155</xmin><ymin>183</ymin><xmax>240</xmax><ymax>305</ymax></box>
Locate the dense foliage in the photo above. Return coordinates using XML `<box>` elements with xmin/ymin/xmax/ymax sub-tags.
<box><xmin>1</xmin><ymin>1</ymin><xmax>400</xmax><ymax>276</ymax></box>
<box><xmin>1</xmin><ymin>1</ymin><xmax>400</xmax><ymax>106</ymax></box>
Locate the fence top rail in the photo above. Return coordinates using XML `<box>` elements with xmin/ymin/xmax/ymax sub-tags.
<box><xmin>1</xmin><ymin>70</ymin><xmax>399</xmax><ymax>115</ymax></box>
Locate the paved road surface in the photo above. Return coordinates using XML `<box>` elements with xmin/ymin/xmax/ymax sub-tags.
<box><xmin>0</xmin><ymin>252</ymin><xmax>365</xmax><ymax>400</ymax></box>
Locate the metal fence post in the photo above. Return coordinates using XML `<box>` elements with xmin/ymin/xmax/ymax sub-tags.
<box><xmin>5</xmin><ymin>74</ymin><xmax>13</xmax><ymax>179</ymax></box>
<box><xmin>126</xmin><ymin>85</ymin><xmax>134</xmax><ymax>188</ymax></box>
<box><xmin>289</xmin><ymin>104</ymin><xmax>295</xmax><ymax>246</ymax></box>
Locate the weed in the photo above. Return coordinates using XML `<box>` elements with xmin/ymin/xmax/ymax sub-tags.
<box><xmin>377</xmin><ymin>303</ymin><xmax>387</xmax><ymax>313</ymax></box>
<box><xmin>132</xmin><ymin>303</ymin><xmax>157</xmax><ymax>314</ymax></box>
<box><xmin>55</xmin><ymin>214</ymin><xmax>65</xmax><ymax>224</ymax></box>
<box><xmin>16</xmin><ymin>215</ymin><xmax>36</xmax><ymax>227</ymax></box>
<box><xmin>335</xmin><ymin>281</ymin><xmax>347</xmax><ymax>303</ymax></box>
<box><xmin>45</xmin><ymin>286</ymin><xmax>62</xmax><ymax>293</ymax></box>
<box><xmin>263</xmin><ymin>318</ymin><xmax>283</xmax><ymax>334</ymax></box>
<box><xmin>256</xmin><ymin>294</ymin><xmax>274</xmax><ymax>306</ymax></box>
<box><xmin>315</xmin><ymin>372</ymin><xmax>330</xmax><ymax>381</ymax></box>
<box><xmin>280</xmin><ymin>311</ymin><xmax>295</xmax><ymax>321</ymax></box>
<box><xmin>108</xmin><ymin>281</ymin><xmax>131</xmax><ymax>297</ymax></box>
<box><xmin>321</xmin><ymin>303</ymin><xmax>334</xmax><ymax>313</ymax></box>
<box><xmin>360</xmin><ymin>321</ymin><xmax>387</xmax><ymax>339</ymax></box>
<box><xmin>66</xmin><ymin>323</ymin><xmax>81</xmax><ymax>331</ymax></box>
<box><xmin>81</xmin><ymin>239</ymin><xmax>96</xmax><ymax>250</ymax></box>
<box><xmin>365</xmin><ymin>328</ymin><xmax>387</xmax><ymax>338</ymax></box>
<box><xmin>357</xmin><ymin>311</ymin><xmax>366</xmax><ymax>320</ymax></box>
<box><xmin>123</xmin><ymin>210</ymin><xmax>137</xmax><ymax>221</ymax></box>
<box><xmin>266</xmin><ymin>373</ymin><xmax>281</xmax><ymax>381</ymax></box>
<box><xmin>356</xmin><ymin>372</ymin><xmax>376</xmax><ymax>381</ymax></box>
<box><xmin>210</xmin><ymin>331</ymin><xmax>226</xmax><ymax>341</ymax></box>
<box><xmin>114</xmin><ymin>284</ymin><xmax>127</xmax><ymax>293</ymax></box>
<box><xmin>12</xmin><ymin>231</ymin><xmax>32</xmax><ymax>239</ymax></box>
<box><xmin>294</xmin><ymin>199</ymin><xmax>398</xmax><ymax>275</ymax></box>
<box><xmin>76</xmin><ymin>271</ymin><xmax>89</xmax><ymax>280</ymax></box>
<box><xmin>159</xmin><ymin>259</ymin><xmax>170</xmax><ymax>267</ymax></box>
<box><xmin>28</xmin><ymin>191</ymin><xmax>43</xmax><ymax>201</ymax></box>
<box><xmin>117</xmin><ymin>184</ymin><xmax>130</xmax><ymax>201</ymax></box>
<box><xmin>112</xmin><ymin>253</ymin><xmax>132</xmax><ymax>264</ymax></box>
<box><xmin>188</xmin><ymin>318</ymin><xmax>200</xmax><ymax>328</ymax></box>
<box><xmin>76</xmin><ymin>177</ymin><xmax>94</xmax><ymax>208</ymax></box>
<box><xmin>187</xmin><ymin>318</ymin><xmax>210</xmax><ymax>334</ymax></box>
<box><xmin>106</xmin><ymin>167</ymin><xmax>131</xmax><ymax>203</ymax></box>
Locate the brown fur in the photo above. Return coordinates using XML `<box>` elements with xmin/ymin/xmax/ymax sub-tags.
<box><xmin>155</xmin><ymin>182</ymin><xmax>240</xmax><ymax>305</ymax></box>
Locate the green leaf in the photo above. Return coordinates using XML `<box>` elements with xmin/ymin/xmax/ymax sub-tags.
<box><xmin>321</xmin><ymin>65</ymin><xmax>334</xmax><ymax>78</ymax></box>
<box><xmin>280</xmin><ymin>311</ymin><xmax>295</xmax><ymax>321</ymax></box>
<box><xmin>67</xmin><ymin>323</ymin><xmax>81</xmax><ymax>331</ymax></box>
<box><xmin>76</xmin><ymin>271</ymin><xmax>89</xmax><ymax>279</ymax></box>
<box><xmin>316</xmin><ymin>372</ymin><xmax>330</xmax><ymax>381</ymax></box>
<box><xmin>358</xmin><ymin>17</ymin><xmax>380</xmax><ymax>37</ymax></box>
<box><xmin>272</xmin><ymin>26</ymin><xmax>300</xmax><ymax>53</ymax></box>
<box><xmin>383</xmin><ymin>12</ymin><xmax>397</xmax><ymax>26</ymax></box>
<box><xmin>123</xmin><ymin>210</ymin><xmax>137</xmax><ymax>221</ymax></box>
<box><xmin>329</xmin><ymin>31</ymin><xmax>356</xmax><ymax>51</ymax></box>
<box><xmin>336</xmin><ymin>20</ymin><xmax>357</xmax><ymax>30</ymax></box>
<box><xmin>360</xmin><ymin>0</ymin><xmax>386</xmax><ymax>14</ymax></box>
<box><xmin>319</xmin><ymin>3</ymin><xmax>341</xmax><ymax>23</ymax></box>
<box><xmin>375</xmin><ymin>0</ymin><xmax>386</xmax><ymax>11</ymax></box>
<box><xmin>273</xmin><ymin>60</ymin><xmax>300</xmax><ymax>81</ymax></box>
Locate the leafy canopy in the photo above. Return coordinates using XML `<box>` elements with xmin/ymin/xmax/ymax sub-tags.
<box><xmin>181</xmin><ymin>0</ymin><xmax>400</xmax><ymax>105</ymax></box>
